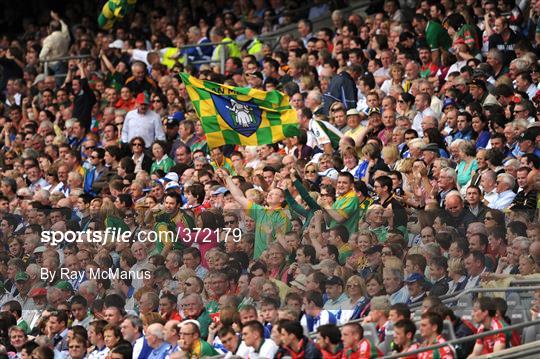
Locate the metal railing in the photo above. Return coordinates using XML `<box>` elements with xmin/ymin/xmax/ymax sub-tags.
<box><xmin>407</xmin><ymin>279</ymin><xmax>540</xmax><ymax>312</ymax></box>
<box><xmin>176</xmin><ymin>41</ymin><xmax>231</xmax><ymax>74</ymax></box>
<box><xmin>39</xmin><ymin>54</ymin><xmax>92</xmax><ymax>77</ymax></box>
<box><xmin>382</xmin><ymin>318</ymin><xmax>540</xmax><ymax>358</ymax></box>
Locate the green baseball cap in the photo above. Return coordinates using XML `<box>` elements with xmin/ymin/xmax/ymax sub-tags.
<box><xmin>54</xmin><ymin>280</ymin><xmax>74</xmax><ymax>292</ymax></box>
<box><xmin>15</xmin><ymin>272</ymin><xmax>30</xmax><ymax>282</ymax></box>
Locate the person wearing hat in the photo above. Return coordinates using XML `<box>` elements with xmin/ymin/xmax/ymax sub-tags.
<box><xmin>323</xmin><ymin>275</ymin><xmax>348</xmax><ymax>317</ymax></box>
<box><xmin>209</xmin><ymin>186</ymin><xmax>229</xmax><ymax>209</ymax></box>
<box><xmin>516</xmin><ymin>126</ymin><xmax>540</xmax><ymax>158</ymax></box>
<box><xmin>360</xmin><ymin>244</ymin><xmax>384</xmax><ymax>278</ymax></box>
<box><xmin>290</xmin><ymin>274</ymin><xmax>308</xmax><ymax>293</ymax></box>
<box><xmin>247</xmin><ymin>71</ymin><xmax>264</xmax><ymax>90</ymax></box>
<box><xmin>469</xmin><ymin>78</ymin><xmax>499</xmax><ymax>107</ymax></box>
<box><xmin>404</xmin><ymin>273</ymin><xmax>427</xmax><ymax>305</ymax></box>
<box><xmin>163</xmin><ymin>112</ymin><xmax>182</xmax><ymax>143</ymax></box>
<box><xmin>28</xmin><ymin>287</ymin><xmax>47</xmax><ymax>310</ymax></box>
<box><xmin>55</xmin><ymin>280</ymin><xmax>75</xmax><ymax>302</ymax></box>
<box><xmin>318</xmin><ymin>168</ymin><xmax>339</xmax><ymax>186</ymax></box>
<box><xmin>121</xmin><ymin>91</ymin><xmax>165</xmax><ymax>148</ymax></box>
<box><xmin>13</xmin><ymin>272</ymin><xmax>32</xmax><ymax>308</ymax></box>
<box><xmin>343</xmin><ymin>109</ymin><xmax>364</xmax><ymax>139</ymax></box>
<box><xmin>422</xmin><ymin>143</ymin><xmax>441</xmax><ymax>170</ymax></box>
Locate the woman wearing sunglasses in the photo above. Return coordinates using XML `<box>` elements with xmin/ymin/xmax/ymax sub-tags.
<box><xmin>129</xmin><ymin>137</ymin><xmax>151</xmax><ymax>173</ymax></box>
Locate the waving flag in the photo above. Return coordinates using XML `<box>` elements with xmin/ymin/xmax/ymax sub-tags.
<box><xmin>179</xmin><ymin>73</ymin><xmax>300</xmax><ymax>148</ymax></box>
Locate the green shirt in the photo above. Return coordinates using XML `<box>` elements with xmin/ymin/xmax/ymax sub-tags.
<box><xmin>210</xmin><ymin>157</ymin><xmax>236</xmax><ymax>175</ymax></box>
<box><xmin>329</xmin><ymin>190</ymin><xmax>360</xmax><ymax>235</ymax></box>
<box><xmin>195</xmin><ymin>309</ymin><xmax>212</xmax><ymax>340</ymax></box>
<box><xmin>150</xmin><ymin>155</ymin><xmax>175</xmax><ymax>174</ymax></box>
<box><xmin>338</xmin><ymin>243</ymin><xmax>353</xmax><ymax>265</ymax></box>
<box><xmin>247</xmin><ymin>201</ymin><xmax>291</xmax><ymax>259</ymax></box>
<box><xmin>425</xmin><ymin>20</ymin><xmax>452</xmax><ymax>52</ymax></box>
<box><xmin>17</xmin><ymin>319</ymin><xmax>29</xmax><ymax>334</ymax></box>
<box><xmin>188</xmin><ymin>339</ymin><xmax>219</xmax><ymax>358</ymax></box>
<box><xmin>205</xmin><ymin>300</ymin><xmax>219</xmax><ymax>315</ymax></box>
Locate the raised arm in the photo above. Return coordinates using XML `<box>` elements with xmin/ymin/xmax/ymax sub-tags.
<box><xmin>216</xmin><ymin>168</ymin><xmax>249</xmax><ymax>209</ymax></box>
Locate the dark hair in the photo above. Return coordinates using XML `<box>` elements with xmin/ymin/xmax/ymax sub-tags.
<box><xmin>2</xmin><ymin>300</ymin><xmax>22</xmax><ymax>318</ymax></box>
<box><xmin>317</xmin><ymin>324</ymin><xmax>342</xmax><ymax>344</ymax></box>
<box><xmin>243</xmin><ymin>320</ymin><xmax>265</xmax><ymax>338</ymax></box>
<box><xmin>390</xmin><ymin>303</ymin><xmax>411</xmax><ymax>320</ymax></box>
<box><xmin>394</xmin><ymin>318</ymin><xmax>416</xmax><ymax>338</ymax></box>
<box><xmin>375</xmin><ymin>175</ymin><xmax>393</xmax><ymax>193</ymax></box>
<box><xmin>70</xmin><ymin>295</ymin><xmax>88</xmax><ymax>308</ymax></box>
<box><xmin>508</xmin><ymin>221</ymin><xmax>527</xmax><ymax>237</ymax></box>
<box><xmin>421</xmin><ymin>311</ymin><xmax>444</xmax><ymax>334</ymax></box>
<box><xmin>467</xmin><ymin>250</ymin><xmax>485</xmax><ymax>265</ymax></box>
<box><xmin>475</xmin><ymin>297</ymin><xmax>496</xmax><ymax>317</ymax></box>
<box><xmin>424</xmin><ymin>128</ymin><xmax>448</xmax><ymax>152</ymax></box>
<box><xmin>31</xmin><ymin>346</ymin><xmax>54</xmax><ymax>359</ymax></box>
<box><xmin>324</xmin><ymin>244</ymin><xmax>339</xmax><ymax>262</ymax></box>
<box><xmin>110</xmin><ymin>344</ymin><xmax>133</xmax><ymax>359</ymax></box>
<box><xmin>430</xmin><ymin>256</ymin><xmax>448</xmax><ymax>271</ymax></box>
<box><xmin>183</xmin><ymin>247</ymin><xmax>201</xmax><ymax>260</ymax></box>
<box><xmin>280</xmin><ymin>320</ymin><xmax>304</xmax><ymax>340</ymax></box>
<box><xmin>330</xmin><ymin>225</ymin><xmax>349</xmax><ymax>243</ymax></box>
<box><xmin>50</xmin><ymin>310</ymin><xmax>69</xmax><ymax>326</ymax></box>
<box><xmin>305</xmin><ymin>290</ymin><xmax>324</xmax><ymax>308</ymax></box>
<box><xmin>300</xmin><ymin>245</ymin><xmax>318</xmax><ymax>265</ymax></box>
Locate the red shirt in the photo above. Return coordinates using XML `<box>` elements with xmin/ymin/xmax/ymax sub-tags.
<box><xmin>396</xmin><ymin>343</ymin><xmax>420</xmax><ymax>359</ymax></box>
<box><xmin>342</xmin><ymin>338</ymin><xmax>382</xmax><ymax>359</ymax></box>
<box><xmin>476</xmin><ymin>318</ymin><xmax>506</xmax><ymax>354</ymax></box>
<box><xmin>417</xmin><ymin>335</ymin><xmax>454</xmax><ymax>359</ymax></box>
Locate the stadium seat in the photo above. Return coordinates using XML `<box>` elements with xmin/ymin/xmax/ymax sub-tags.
<box><xmin>454</xmin><ymin>309</ymin><xmax>473</xmax><ymax>321</ymax></box>
<box><xmin>442</xmin><ymin>320</ymin><xmax>457</xmax><ymax>341</ymax></box>
<box><xmin>456</xmin><ymin>293</ymin><xmax>473</xmax><ymax>310</ymax></box>
<box><xmin>362</xmin><ymin>323</ymin><xmax>380</xmax><ymax>346</ymax></box>
<box><xmin>378</xmin><ymin>324</ymin><xmax>394</xmax><ymax>354</ymax></box>
<box><xmin>506</xmin><ymin>292</ymin><xmax>523</xmax><ymax>309</ymax></box>
<box><xmin>508</xmin><ymin>308</ymin><xmax>528</xmax><ymax>333</ymax></box>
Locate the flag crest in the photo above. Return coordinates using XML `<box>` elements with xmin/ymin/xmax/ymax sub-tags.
<box><xmin>179</xmin><ymin>73</ymin><xmax>300</xmax><ymax>148</ymax></box>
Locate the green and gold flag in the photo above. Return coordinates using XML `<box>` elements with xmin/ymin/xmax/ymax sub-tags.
<box><xmin>179</xmin><ymin>73</ymin><xmax>300</xmax><ymax>148</ymax></box>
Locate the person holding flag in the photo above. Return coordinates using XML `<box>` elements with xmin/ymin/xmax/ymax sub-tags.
<box><xmin>216</xmin><ymin>167</ymin><xmax>291</xmax><ymax>259</ymax></box>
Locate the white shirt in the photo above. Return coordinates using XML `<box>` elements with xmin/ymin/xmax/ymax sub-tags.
<box><xmin>29</xmin><ymin>178</ymin><xmax>49</xmax><ymax>193</ymax></box>
<box><xmin>412</xmin><ymin>107</ymin><xmax>436</xmax><ymax>136</ymax></box>
<box><xmin>133</xmin><ymin>336</ymin><xmax>145</xmax><ymax>359</ymax></box>
<box><xmin>121</xmin><ymin>109</ymin><xmax>165</xmax><ymax>148</ymax></box>
<box><xmin>483</xmin><ymin>189</ymin><xmax>498</xmax><ymax>206</ymax></box>
<box><xmin>88</xmin><ymin>346</ymin><xmax>109</xmax><ymax>359</ymax></box>
<box><xmin>525</xmin><ymin>83</ymin><xmax>538</xmax><ymax>100</ymax></box>
<box><xmin>465</xmin><ymin>268</ymin><xmax>486</xmax><ymax>290</ymax></box>
<box><xmin>223</xmin><ymin>341</ymin><xmax>250</xmax><ymax>358</ymax></box>
<box><xmin>130</xmin><ymin>260</ymin><xmax>149</xmax><ymax>290</ymax></box>
<box><xmin>246</xmin><ymin>339</ymin><xmax>279</xmax><ymax>359</ymax></box>
<box><xmin>488</xmin><ymin>189</ymin><xmax>517</xmax><ymax>210</ymax></box>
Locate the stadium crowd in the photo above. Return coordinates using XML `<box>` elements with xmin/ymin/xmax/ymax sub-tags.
<box><xmin>0</xmin><ymin>0</ymin><xmax>540</xmax><ymax>358</ymax></box>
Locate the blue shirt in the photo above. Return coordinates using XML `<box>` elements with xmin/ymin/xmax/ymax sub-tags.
<box><xmin>389</xmin><ymin>285</ymin><xmax>409</xmax><ymax>305</ymax></box>
<box><xmin>149</xmin><ymin>342</ymin><xmax>170</xmax><ymax>359</ymax></box>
